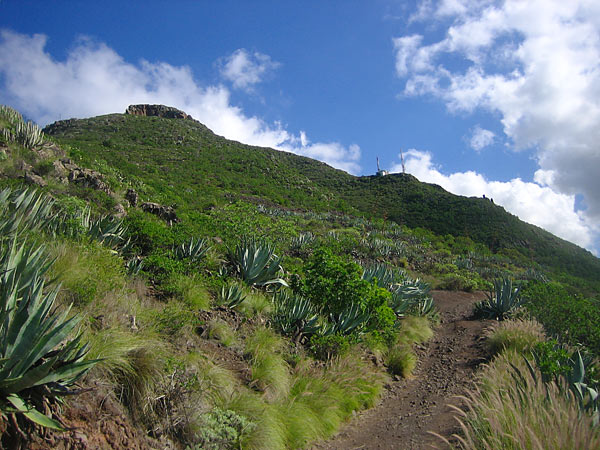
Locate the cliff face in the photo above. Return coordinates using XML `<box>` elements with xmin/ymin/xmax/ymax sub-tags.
<box><xmin>125</xmin><ymin>104</ymin><xmax>192</xmax><ymax>120</ymax></box>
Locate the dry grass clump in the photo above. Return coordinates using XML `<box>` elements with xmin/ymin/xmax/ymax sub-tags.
<box><xmin>245</xmin><ymin>326</ymin><xmax>291</xmax><ymax>401</ymax></box>
<box><xmin>386</xmin><ymin>344</ymin><xmax>417</xmax><ymax>377</ymax></box>
<box><xmin>385</xmin><ymin>315</ymin><xmax>433</xmax><ymax>377</ymax></box>
<box><xmin>206</xmin><ymin>319</ymin><xmax>237</xmax><ymax>347</ymax></box>
<box><xmin>484</xmin><ymin>318</ymin><xmax>546</xmax><ymax>356</ymax></box>
<box><xmin>452</xmin><ymin>350</ymin><xmax>600</xmax><ymax>449</ymax></box>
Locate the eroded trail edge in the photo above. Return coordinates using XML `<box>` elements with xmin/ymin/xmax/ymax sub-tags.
<box><xmin>313</xmin><ymin>291</ymin><xmax>490</xmax><ymax>450</ymax></box>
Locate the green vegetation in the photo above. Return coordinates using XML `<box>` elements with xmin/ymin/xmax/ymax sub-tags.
<box><xmin>474</xmin><ymin>277</ymin><xmax>523</xmax><ymax>320</ymax></box>
<box><xmin>1</xmin><ymin>105</ymin><xmax>599</xmax><ymax>448</ymax></box>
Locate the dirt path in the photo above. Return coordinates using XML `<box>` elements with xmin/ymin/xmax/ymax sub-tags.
<box><xmin>312</xmin><ymin>290</ymin><xmax>491</xmax><ymax>450</ymax></box>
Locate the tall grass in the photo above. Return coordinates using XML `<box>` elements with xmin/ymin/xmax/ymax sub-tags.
<box><xmin>484</xmin><ymin>319</ymin><xmax>546</xmax><ymax>356</ymax></box>
<box><xmin>245</xmin><ymin>327</ymin><xmax>291</xmax><ymax>401</ymax></box>
<box><xmin>85</xmin><ymin>327</ymin><xmax>165</xmax><ymax>418</ymax></box>
<box><xmin>453</xmin><ymin>350</ymin><xmax>600</xmax><ymax>449</ymax></box>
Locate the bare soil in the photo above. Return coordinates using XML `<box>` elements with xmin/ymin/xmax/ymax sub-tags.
<box><xmin>312</xmin><ymin>290</ymin><xmax>492</xmax><ymax>450</ymax></box>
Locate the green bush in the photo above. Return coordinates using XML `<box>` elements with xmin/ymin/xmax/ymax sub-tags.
<box><xmin>193</xmin><ymin>407</ymin><xmax>255</xmax><ymax>450</ymax></box>
<box><xmin>522</xmin><ymin>281</ymin><xmax>600</xmax><ymax>355</ymax></box>
<box><xmin>294</xmin><ymin>248</ymin><xmax>372</xmax><ymax>316</ymax></box>
<box><xmin>309</xmin><ymin>334</ymin><xmax>350</xmax><ymax>361</ymax></box>
<box><xmin>533</xmin><ymin>340</ymin><xmax>572</xmax><ymax>382</ymax></box>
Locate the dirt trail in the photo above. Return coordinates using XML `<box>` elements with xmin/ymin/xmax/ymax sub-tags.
<box><xmin>313</xmin><ymin>290</ymin><xmax>490</xmax><ymax>450</ymax></box>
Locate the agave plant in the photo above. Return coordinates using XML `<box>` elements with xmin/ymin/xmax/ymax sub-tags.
<box><xmin>228</xmin><ymin>238</ymin><xmax>288</xmax><ymax>288</ymax></box>
<box><xmin>0</xmin><ymin>239</ymin><xmax>97</xmax><ymax>432</ymax></box>
<box><xmin>126</xmin><ymin>257</ymin><xmax>144</xmax><ymax>276</ymax></box>
<box><xmin>174</xmin><ymin>237</ymin><xmax>211</xmax><ymax>262</ymax></box>
<box><xmin>474</xmin><ymin>278</ymin><xmax>523</xmax><ymax>320</ymax></box>
<box><xmin>389</xmin><ymin>278</ymin><xmax>431</xmax><ymax>316</ymax></box>
<box><xmin>219</xmin><ymin>283</ymin><xmax>247</xmax><ymax>309</ymax></box>
<box><xmin>324</xmin><ymin>303</ymin><xmax>370</xmax><ymax>336</ymax></box>
<box><xmin>523</xmin><ymin>350</ymin><xmax>600</xmax><ymax>426</ymax></box>
<box><xmin>362</xmin><ymin>263</ymin><xmax>402</xmax><ymax>289</ymax></box>
<box><xmin>86</xmin><ymin>215</ymin><xmax>131</xmax><ymax>253</ymax></box>
<box><xmin>271</xmin><ymin>291</ymin><xmax>320</xmax><ymax>343</ymax></box>
<box><xmin>565</xmin><ymin>351</ymin><xmax>599</xmax><ymax>423</ymax></box>
<box><xmin>0</xmin><ymin>188</ymin><xmax>56</xmax><ymax>238</ymax></box>
<box><xmin>290</xmin><ymin>232</ymin><xmax>314</xmax><ymax>254</ymax></box>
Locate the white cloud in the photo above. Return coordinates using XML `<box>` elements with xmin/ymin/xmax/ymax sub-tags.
<box><xmin>390</xmin><ymin>149</ymin><xmax>595</xmax><ymax>249</ymax></box>
<box><xmin>0</xmin><ymin>31</ymin><xmax>360</xmax><ymax>173</ymax></box>
<box><xmin>393</xmin><ymin>0</ymin><xmax>600</xmax><ymax>249</ymax></box>
<box><xmin>219</xmin><ymin>48</ymin><xmax>280</xmax><ymax>91</ymax></box>
<box><xmin>469</xmin><ymin>125</ymin><xmax>495</xmax><ymax>151</ymax></box>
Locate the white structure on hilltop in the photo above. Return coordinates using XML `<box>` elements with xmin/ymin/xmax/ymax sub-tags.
<box><xmin>376</xmin><ymin>157</ymin><xmax>389</xmax><ymax>177</ymax></box>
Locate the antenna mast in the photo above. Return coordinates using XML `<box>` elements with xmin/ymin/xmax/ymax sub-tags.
<box><xmin>377</xmin><ymin>157</ymin><xmax>381</xmax><ymax>172</ymax></box>
<box><xmin>400</xmin><ymin>148</ymin><xmax>406</xmax><ymax>174</ymax></box>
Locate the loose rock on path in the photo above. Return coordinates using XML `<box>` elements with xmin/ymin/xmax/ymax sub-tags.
<box><xmin>313</xmin><ymin>290</ymin><xmax>491</xmax><ymax>450</ymax></box>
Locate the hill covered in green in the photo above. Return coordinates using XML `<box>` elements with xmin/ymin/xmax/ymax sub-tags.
<box><xmin>44</xmin><ymin>106</ymin><xmax>600</xmax><ymax>286</ymax></box>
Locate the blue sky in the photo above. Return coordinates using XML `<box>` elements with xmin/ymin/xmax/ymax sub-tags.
<box><xmin>1</xmin><ymin>1</ymin><xmax>599</xmax><ymax>253</ymax></box>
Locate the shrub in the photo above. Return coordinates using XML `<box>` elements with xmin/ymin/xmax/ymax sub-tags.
<box><xmin>193</xmin><ymin>408</ymin><xmax>255</xmax><ymax>450</ymax></box>
<box><xmin>522</xmin><ymin>281</ymin><xmax>600</xmax><ymax>355</ymax></box>
<box><xmin>295</xmin><ymin>248</ymin><xmax>368</xmax><ymax>315</ymax></box>
<box><xmin>309</xmin><ymin>334</ymin><xmax>350</xmax><ymax>361</ymax></box>
<box><xmin>532</xmin><ymin>340</ymin><xmax>572</xmax><ymax>382</ymax></box>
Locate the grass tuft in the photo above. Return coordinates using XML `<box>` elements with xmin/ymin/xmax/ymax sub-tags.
<box><xmin>484</xmin><ymin>318</ymin><xmax>546</xmax><ymax>356</ymax></box>
<box><xmin>386</xmin><ymin>344</ymin><xmax>417</xmax><ymax>377</ymax></box>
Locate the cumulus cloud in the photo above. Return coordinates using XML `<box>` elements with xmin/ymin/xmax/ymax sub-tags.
<box><xmin>394</xmin><ymin>0</ymin><xmax>600</xmax><ymax>229</ymax></box>
<box><xmin>0</xmin><ymin>31</ymin><xmax>360</xmax><ymax>173</ymax></box>
<box><xmin>469</xmin><ymin>125</ymin><xmax>495</xmax><ymax>151</ymax></box>
<box><xmin>390</xmin><ymin>149</ymin><xmax>595</xmax><ymax>249</ymax></box>
<box><xmin>219</xmin><ymin>48</ymin><xmax>280</xmax><ymax>91</ymax></box>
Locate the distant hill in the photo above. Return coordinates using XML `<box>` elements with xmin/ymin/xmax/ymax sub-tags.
<box><xmin>44</xmin><ymin>105</ymin><xmax>600</xmax><ymax>283</ymax></box>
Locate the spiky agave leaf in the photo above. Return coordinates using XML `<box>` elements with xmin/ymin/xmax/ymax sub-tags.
<box><xmin>327</xmin><ymin>303</ymin><xmax>370</xmax><ymax>336</ymax></box>
<box><xmin>228</xmin><ymin>237</ymin><xmax>288</xmax><ymax>288</ymax></box>
<box><xmin>361</xmin><ymin>263</ymin><xmax>401</xmax><ymax>289</ymax></box>
<box><xmin>271</xmin><ymin>290</ymin><xmax>320</xmax><ymax>342</ymax></box>
<box><xmin>219</xmin><ymin>283</ymin><xmax>247</xmax><ymax>309</ymax></box>
<box><xmin>0</xmin><ymin>187</ymin><xmax>56</xmax><ymax>238</ymax></box>
<box><xmin>474</xmin><ymin>278</ymin><xmax>522</xmax><ymax>320</ymax></box>
<box><xmin>174</xmin><ymin>237</ymin><xmax>211</xmax><ymax>262</ymax></box>
<box><xmin>0</xmin><ymin>240</ymin><xmax>98</xmax><ymax>431</ymax></box>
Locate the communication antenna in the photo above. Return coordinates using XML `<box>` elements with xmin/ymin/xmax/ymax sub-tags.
<box><xmin>377</xmin><ymin>156</ymin><xmax>381</xmax><ymax>172</ymax></box>
<box><xmin>399</xmin><ymin>148</ymin><xmax>406</xmax><ymax>174</ymax></box>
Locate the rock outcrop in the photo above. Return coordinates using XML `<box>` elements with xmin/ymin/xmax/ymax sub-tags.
<box><xmin>141</xmin><ymin>202</ymin><xmax>180</xmax><ymax>225</ymax></box>
<box><xmin>125</xmin><ymin>105</ymin><xmax>192</xmax><ymax>120</ymax></box>
<box><xmin>53</xmin><ymin>158</ymin><xmax>113</xmax><ymax>194</ymax></box>
<box><xmin>125</xmin><ymin>188</ymin><xmax>139</xmax><ymax>207</ymax></box>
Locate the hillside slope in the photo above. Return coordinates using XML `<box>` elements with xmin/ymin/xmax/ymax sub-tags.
<box><xmin>44</xmin><ymin>105</ymin><xmax>600</xmax><ymax>283</ymax></box>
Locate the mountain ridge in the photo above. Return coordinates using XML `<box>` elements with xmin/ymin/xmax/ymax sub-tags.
<box><xmin>43</xmin><ymin>105</ymin><xmax>600</xmax><ymax>284</ymax></box>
